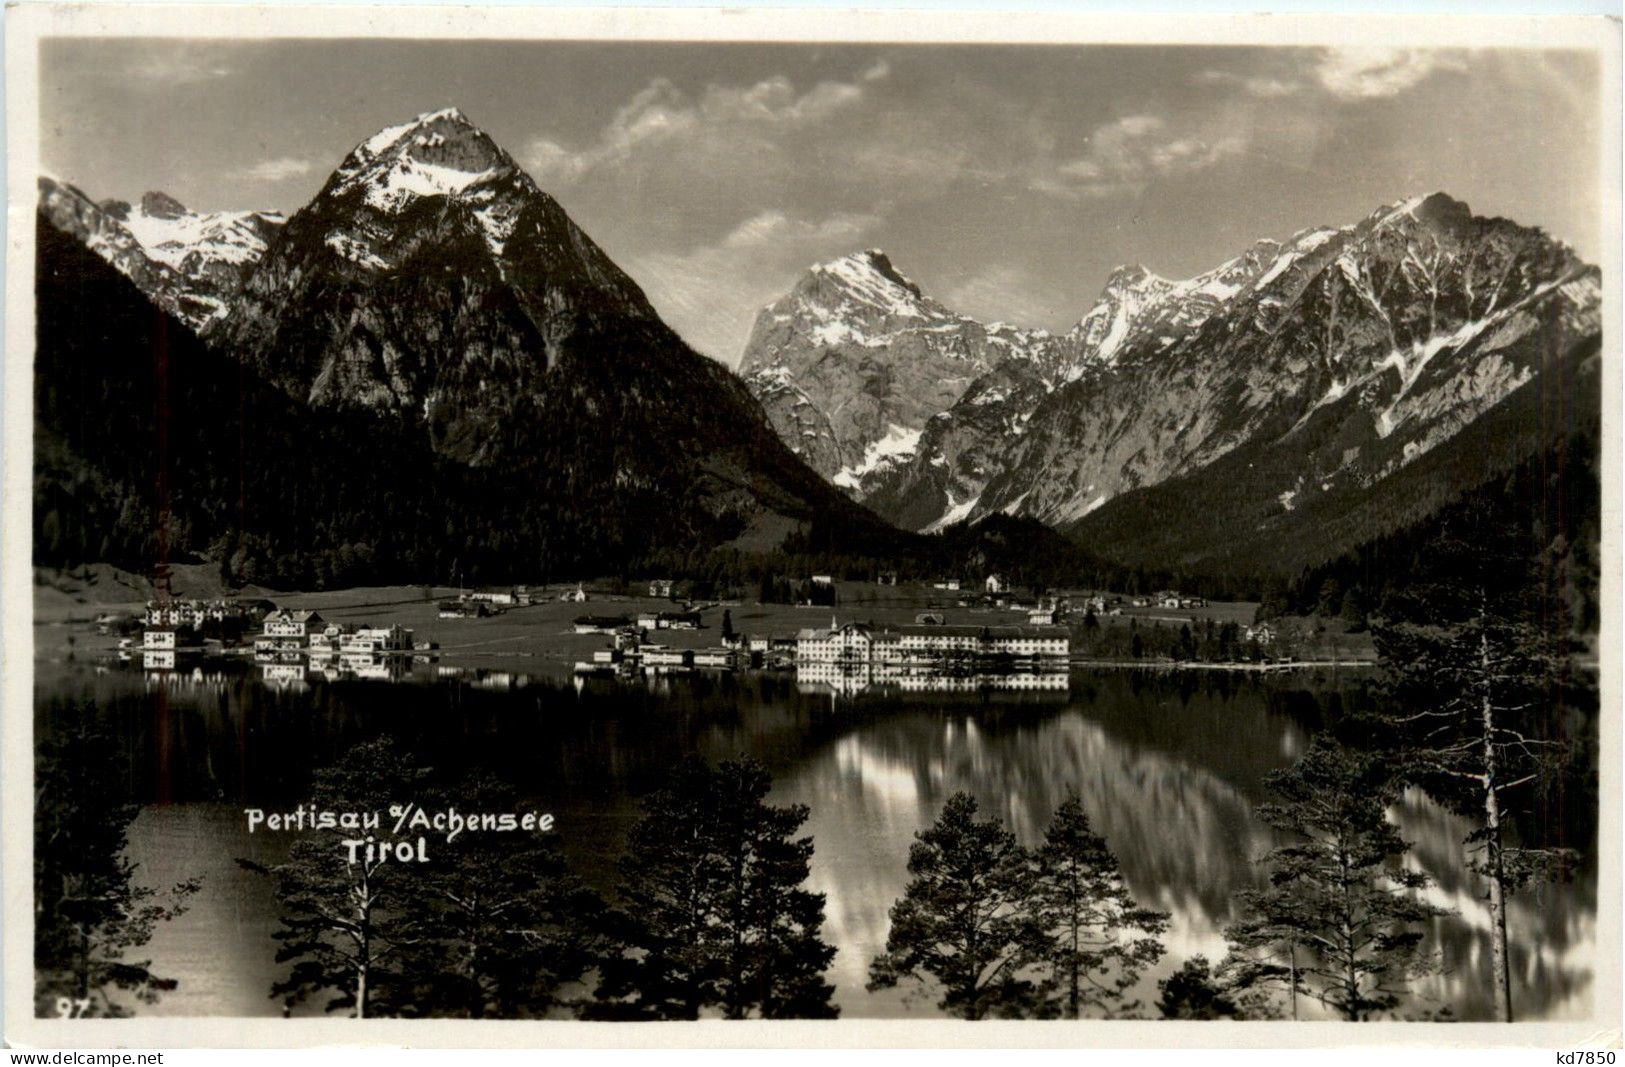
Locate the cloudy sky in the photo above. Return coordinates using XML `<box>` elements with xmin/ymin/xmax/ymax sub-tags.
<box><xmin>41</xmin><ymin>39</ymin><xmax>1602</xmax><ymax>364</ymax></box>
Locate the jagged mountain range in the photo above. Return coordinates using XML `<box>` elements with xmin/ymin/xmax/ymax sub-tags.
<box><xmin>36</xmin><ymin>106</ymin><xmax>1603</xmax><ymax>584</ymax></box>
<box><xmin>36</xmin><ymin>108</ymin><xmax>900</xmax><ymax>580</ymax></box>
<box><xmin>744</xmin><ymin>194</ymin><xmax>1602</xmax><ymax>568</ymax></box>
<box><xmin>738</xmin><ymin>250</ymin><xmax>1067</xmax><ymax>495</ymax></box>
<box><xmin>38</xmin><ymin>177</ymin><xmax>284</xmax><ymax>330</ymax></box>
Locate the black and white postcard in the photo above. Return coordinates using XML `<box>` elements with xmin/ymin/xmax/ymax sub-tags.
<box><xmin>3</xmin><ymin>4</ymin><xmax>1619</xmax><ymax>1048</ymax></box>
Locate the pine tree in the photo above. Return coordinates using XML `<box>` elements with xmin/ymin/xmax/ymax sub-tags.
<box><xmin>1338</xmin><ymin>588</ymin><xmax>1368</xmax><ymax>632</ymax></box>
<box><xmin>35</xmin><ymin>721</ymin><xmax>201</xmax><ymax>1017</ymax></box>
<box><xmin>867</xmin><ymin>792</ymin><xmax>1040</xmax><ymax>1019</ymax></box>
<box><xmin>1028</xmin><ymin>794</ymin><xmax>1167</xmax><ymax>1018</ymax></box>
<box><xmin>1370</xmin><ymin>501</ymin><xmax>1583</xmax><ymax>1022</ymax></box>
<box><xmin>1223</xmin><ymin>739</ymin><xmax>1444</xmax><ymax>1021</ymax></box>
<box><xmin>393</xmin><ymin>772</ymin><xmax>612</xmax><ymax>1018</ymax></box>
<box><xmin>1315</xmin><ymin>577</ymin><xmax>1344</xmax><ymax>619</ymax></box>
<box><xmin>709</xmin><ymin>760</ymin><xmax>837</xmax><ymax>1019</ymax></box>
<box><xmin>593</xmin><ymin>757</ymin><xmax>837</xmax><ymax>1019</ymax></box>
<box><xmin>1156</xmin><ymin>956</ymin><xmax>1244</xmax><ymax>1020</ymax></box>
<box><xmin>239</xmin><ymin>738</ymin><xmax>432</xmax><ymax>1018</ymax></box>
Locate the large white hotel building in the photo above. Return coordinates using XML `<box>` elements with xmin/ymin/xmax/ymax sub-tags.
<box><xmin>796</xmin><ymin>619</ymin><xmax>1070</xmax><ymax>664</ymax></box>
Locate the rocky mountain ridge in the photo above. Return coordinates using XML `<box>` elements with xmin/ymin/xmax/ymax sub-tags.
<box><xmin>37</xmin><ymin>176</ymin><xmax>283</xmax><ymax>330</ymax></box>
<box><xmin>738</xmin><ymin>249</ymin><xmax>1072</xmax><ymax>496</ymax></box>
<box><xmin>750</xmin><ymin>194</ymin><xmax>1601</xmax><ymax>548</ymax></box>
<box><xmin>39</xmin><ymin>107</ymin><xmax>900</xmax><ymax>567</ymax></box>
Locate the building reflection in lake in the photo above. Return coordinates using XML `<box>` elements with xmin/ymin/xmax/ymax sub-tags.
<box><xmin>140</xmin><ymin>650</ymin><xmax>435</xmax><ymax>692</ymax></box>
<box><xmin>795</xmin><ymin>660</ymin><xmax>1071</xmax><ymax>699</ymax></box>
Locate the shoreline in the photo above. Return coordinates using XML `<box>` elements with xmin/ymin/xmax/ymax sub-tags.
<box><xmin>1067</xmin><ymin>657</ymin><xmax>1377</xmax><ymax>671</ymax></box>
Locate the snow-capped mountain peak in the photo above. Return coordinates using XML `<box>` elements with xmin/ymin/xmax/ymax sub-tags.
<box><xmin>293</xmin><ymin>107</ymin><xmax>607</xmax><ymax>272</ymax></box>
<box><xmin>216</xmin><ymin>106</ymin><xmax>665</xmax><ymax>426</ymax></box>
<box><xmin>140</xmin><ymin>190</ymin><xmax>188</xmax><ymax>219</ymax></box>
<box><xmin>1064</xmin><ymin>238</ymin><xmax>1292</xmax><ymax>367</ymax></box>
<box><xmin>799</xmin><ymin>248</ymin><xmax>933</xmax><ymax>319</ymax></box>
<box><xmin>330</xmin><ymin>107</ymin><xmax>527</xmax><ymax>218</ymax></box>
<box><xmin>739</xmin><ymin>248</ymin><xmax>1068</xmax><ymax>494</ymax></box>
<box><xmin>338</xmin><ymin>107</ymin><xmax>503</xmax><ymax>176</ymax></box>
<box><xmin>740</xmin><ymin>191</ymin><xmax>1597</xmax><ymax>544</ymax></box>
<box><xmin>37</xmin><ymin>175</ymin><xmax>284</xmax><ymax>330</ymax></box>
<box><xmin>1368</xmin><ymin>190</ymin><xmax>1471</xmax><ymax>233</ymax></box>
<box><xmin>1101</xmin><ymin>263</ymin><xmax>1171</xmax><ymax>294</ymax></box>
<box><xmin>120</xmin><ymin>197</ymin><xmax>284</xmax><ymax>271</ymax></box>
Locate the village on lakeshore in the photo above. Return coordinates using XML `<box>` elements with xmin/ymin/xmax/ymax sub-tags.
<box><xmin>53</xmin><ymin>562</ymin><xmax>1374</xmax><ymax>695</ymax></box>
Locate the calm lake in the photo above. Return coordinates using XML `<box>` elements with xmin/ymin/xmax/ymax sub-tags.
<box><xmin>34</xmin><ymin>659</ymin><xmax>1597</xmax><ymax>1021</ymax></box>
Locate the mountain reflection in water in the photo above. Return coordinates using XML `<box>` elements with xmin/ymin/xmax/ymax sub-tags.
<box><xmin>35</xmin><ymin>661</ymin><xmax>1595</xmax><ymax>1020</ymax></box>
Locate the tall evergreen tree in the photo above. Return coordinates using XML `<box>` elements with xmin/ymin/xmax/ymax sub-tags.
<box><xmin>239</xmin><ymin>738</ymin><xmax>432</xmax><ymax>1018</ymax></box>
<box><xmin>867</xmin><ymin>792</ymin><xmax>1040</xmax><ymax>1019</ymax></box>
<box><xmin>593</xmin><ymin>757</ymin><xmax>837</xmax><ymax>1019</ymax></box>
<box><xmin>1028</xmin><ymin>794</ymin><xmax>1167</xmax><ymax>1018</ymax></box>
<box><xmin>1223</xmin><ymin>739</ymin><xmax>1444</xmax><ymax>1021</ymax></box>
<box><xmin>709</xmin><ymin>761</ymin><xmax>837</xmax><ymax>1018</ymax></box>
<box><xmin>35</xmin><ymin>721</ymin><xmax>200</xmax><ymax>1017</ymax></box>
<box><xmin>393</xmin><ymin>772</ymin><xmax>613</xmax><ymax>1018</ymax></box>
<box><xmin>1156</xmin><ymin>956</ymin><xmax>1245</xmax><ymax>1020</ymax></box>
<box><xmin>1370</xmin><ymin>500</ymin><xmax>1583</xmax><ymax>1022</ymax></box>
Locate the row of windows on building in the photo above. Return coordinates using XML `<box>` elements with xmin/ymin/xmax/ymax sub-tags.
<box><xmin>795</xmin><ymin>621</ymin><xmax>1070</xmax><ymax>663</ymax></box>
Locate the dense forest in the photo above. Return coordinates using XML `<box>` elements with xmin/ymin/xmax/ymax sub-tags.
<box><xmin>1264</xmin><ymin>424</ymin><xmax>1602</xmax><ymax>632</ymax></box>
<box><xmin>34</xmin><ymin>216</ymin><xmax>907</xmax><ymax>589</ymax></box>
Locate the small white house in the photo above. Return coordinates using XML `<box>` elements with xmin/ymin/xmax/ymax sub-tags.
<box><xmin>262</xmin><ymin>609</ymin><xmax>323</xmax><ymax>639</ymax></box>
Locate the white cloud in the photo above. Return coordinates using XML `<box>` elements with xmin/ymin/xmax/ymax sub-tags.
<box><xmin>123</xmin><ymin>46</ymin><xmax>234</xmax><ymax>85</ymax></box>
<box><xmin>233</xmin><ymin>157</ymin><xmax>315</xmax><ymax>182</ymax></box>
<box><xmin>1193</xmin><ymin>69</ymin><xmax>1299</xmax><ymax>98</ymax></box>
<box><xmin>862</xmin><ymin>59</ymin><xmax>892</xmax><ymax>83</ymax></box>
<box><xmin>1312</xmin><ymin>48</ymin><xmax>1466</xmax><ymax>100</ymax></box>
<box><xmin>526</xmin><ymin>65</ymin><xmax>886</xmax><ymax>188</ymax></box>
<box><xmin>942</xmin><ymin>264</ymin><xmax>1070</xmax><ymax>331</ymax></box>
<box><xmin>629</xmin><ymin>209</ymin><xmax>881</xmax><ymax>363</ymax></box>
<box><xmin>719</xmin><ymin>209</ymin><xmax>876</xmax><ymax>251</ymax></box>
<box><xmin>1048</xmin><ymin>114</ymin><xmax>1246</xmax><ymax>199</ymax></box>
<box><xmin>1195</xmin><ymin>49</ymin><xmax>1465</xmax><ymax>104</ymax></box>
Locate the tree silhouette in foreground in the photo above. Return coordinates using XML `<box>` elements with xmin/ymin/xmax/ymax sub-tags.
<box><xmin>1157</xmin><ymin>956</ymin><xmax>1245</xmax><ymax>1020</ymax></box>
<box><xmin>592</xmin><ymin>757</ymin><xmax>837</xmax><ymax>1019</ymax></box>
<box><xmin>393</xmin><ymin>772</ymin><xmax>613</xmax><ymax>1018</ymax></box>
<box><xmin>867</xmin><ymin>792</ymin><xmax>1040</xmax><ymax>1019</ymax></box>
<box><xmin>1029</xmin><ymin>794</ymin><xmax>1168</xmax><ymax>1018</ymax></box>
<box><xmin>1370</xmin><ymin>503</ymin><xmax>1585</xmax><ymax>1022</ymax></box>
<box><xmin>240</xmin><ymin>738</ymin><xmax>431</xmax><ymax>1018</ymax></box>
<box><xmin>1224</xmin><ymin>739</ymin><xmax>1444</xmax><ymax>1021</ymax></box>
<box><xmin>35</xmin><ymin>721</ymin><xmax>200</xmax><ymax>1017</ymax></box>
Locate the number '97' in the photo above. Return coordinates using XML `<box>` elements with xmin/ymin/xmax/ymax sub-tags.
<box><xmin>55</xmin><ymin>996</ymin><xmax>90</xmax><ymax>1017</ymax></box>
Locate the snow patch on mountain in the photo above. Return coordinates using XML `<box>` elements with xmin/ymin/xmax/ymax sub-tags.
<box><xmin>326</xmin><ymin>232</ymin><xmax>389</xmax><ymax>270</ymax></box>
<box><xmin>810</xmin><ymin>250</ymin><xmax>928</xmax><ymax>319</ymax></box>
<box><xmin>832</xmin><ymin>423</ymin><xmax>923</xmax><ymax>489</ymax></box>
<box><xmin>359</xmin><ymin>158</ymin><xmax>502</xmax><ymax>212</ymax></box>
<box><xmin>808</xmin><ymin>320</ymin><xmax>886</xmax><ymax>348</ymax></box>
<box><xmin>121</xmin><ymin>206</ymin><xmax>283</xmax><ymax>270</ymax></box>
<box><xmin>37</xmin><ymin>176</ymin><xmax>283</xmax><ymax>331</ymax></box>
<box><xmin>924</xmin><ymin>490</ymin><xmax>981</xmax><ymax>533</ymax></box>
